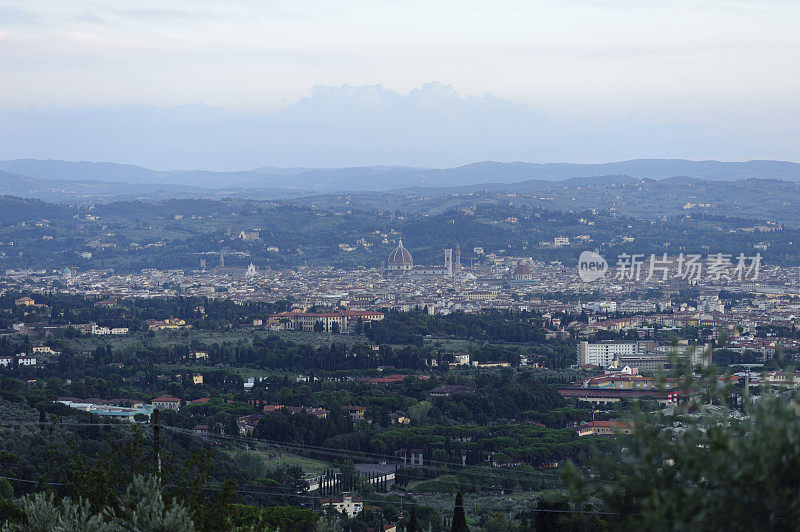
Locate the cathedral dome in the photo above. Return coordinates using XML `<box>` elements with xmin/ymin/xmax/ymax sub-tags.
<box><xmin>387</xmin><ymin>239</ymin><xmax>413</xmax><ymax>270</ymax></box>
<box><xmin>514</xmin><ymin>264</ymin><xmax>532</xmax><ymax>276</ymax></box>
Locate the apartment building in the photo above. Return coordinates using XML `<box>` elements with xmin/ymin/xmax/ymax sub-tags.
<box><xmin>577</xmin><ymin>340</ymin><xmax>653</xmax><ymax>367</ymax></box>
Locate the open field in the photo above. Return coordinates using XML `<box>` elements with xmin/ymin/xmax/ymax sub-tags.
<box><xmin>153</xmin><ymin>363</ymin><xmax>287</xmax><ymax>380</ymax></box>
<box><xmin>228</xmin><ymin>448</ymin><xmax>329</xmax><ymax>477</ymax></box>
<box><xmin>268</xmin><ymin>452</ymin><xmax>329</xmax><ymax>475</ymax></box>
<box><xmin>61</xmin><ymin>328</ymin><xmax>372</xmax><ymax>355</ymax></box>
<box><xmin>423</xmin><ymin>338</ymin><xmax>477</xmax><ymax>351</ymax></box>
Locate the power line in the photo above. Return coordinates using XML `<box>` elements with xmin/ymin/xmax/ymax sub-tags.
<box><xmin>0</xmin><ymin>461</ymin><xmax>556</xmax><ymax>511</ymax></box>
<box><xmin>162</xmin><ymin>426</ymin><xmax>563</xmax><ymax>494</ymax></box>
<box><xmin>1</xmin><ymin>419</ymin><xmax>568</xmax><ymax>487</ymax></box>
<box><xmin>162</xmin><ymin>424</ymin><xmax>566</xmax><ymax>479</ymax></box>
<box><xmin>0</xmin><ymin>419</ymin><xmax>565</xmax><ymax>480</ymax></box>
<box><xmin>1</xmin><ymin>423</ymin><xmax>562</xmax><ymax>498</ymax></box>
<box><xmin>162</xmin><ymin>425</ymin><xmax>566</xmax><ymax>483</ymax></box>
<box><xmin>1</xmin><ymin>418</ymin><xmax>569</xmax><ymax>488</ymax></box>
<box><xmin>3</xmin><ymin>429</ymin><xmax>562</xmax><ymax>492</ymax></box>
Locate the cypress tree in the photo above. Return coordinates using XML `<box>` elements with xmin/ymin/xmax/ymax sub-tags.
<box><xmin>451</xmin><ymin>490</ymin><xmax>468</xmax><ymax>532</ymax></box>
<box><xmin>407</xmin><ymin>506</ymin><xmax>419</xmax><ymax>532</ymax></box>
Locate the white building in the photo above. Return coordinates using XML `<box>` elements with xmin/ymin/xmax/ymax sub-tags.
<box><xmin>32</xmin><ymin>346</ymin><xmax>59</xmax><ymax>354</ymax></box>
<box><xmin>697</xmin><ymin>295</ymin><xmax>725</xmax><ymax>313</ymax></box>
<box><xmin>618</xmin><ymin>300</ymin><xmax>658</xmax><ymax>313</ymax></box>
<box><xmin>90</xmin><ymin>324</ymin><xmax>129</xmax><ymax>335</ymax></box>
<box><xmin>322</xmin><ymin>494</ymin><xmax>363</xmax><ymax>517</ymax></box>
<box><xmin>453</xmin><ymin>353</ymin><xmax>470</xmax><ymax>365</ymax></box>
<box><xmin>577</xmin><ymin>341</ymin><xmax>641</xmax><ymax>367</ymax></box>
<box><xmin>586</xmin><ymin>301</ymin><xmax>617</xmax><ymax>313</ymax></box>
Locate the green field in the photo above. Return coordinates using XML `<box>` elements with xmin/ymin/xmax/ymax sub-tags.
<box><xmin>269</xmin><ymin>452</ymin><xmax>329</xmax><ymax>475</ymax></box>
<box><xmin>61</xmin><ymin>328</ymin><xmax>372</xmax><ymax>356</ymax></box>
<box><xmin>423</xmin><ymin>337</ymin><xmax>476</xmax><ymax>351</ymax></box>
<box><xmin>229</xmin><ymin>448</ymin><xmax>329</xmax><ymax>476</ymax></box>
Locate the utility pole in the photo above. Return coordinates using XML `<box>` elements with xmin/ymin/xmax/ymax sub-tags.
<box><xmin>153</xmin><ymin>408</ymin><xmax>161</xmax><ymax>478</ymax></box>
<box><xmin>744</xmin><ymin>365</ymin><xmax>750</xmax><ymax>413</ymax></box>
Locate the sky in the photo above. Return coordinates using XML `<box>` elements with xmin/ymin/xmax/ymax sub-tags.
<box><xmin>0</xmin><ymin>0</ymin><xmax>798</xmax><ymax>169</ymax></box>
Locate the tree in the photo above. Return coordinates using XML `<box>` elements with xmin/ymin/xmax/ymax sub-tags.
<box><xmin>331</xmin><ymin>322</ymin><xmax>341</xmax><ymax>334</ymax></box>
<box><xmin>115</xmin><ymin>475</ymin><xmax>195</xmax><ymax>531</ymax></box>
<box><xmin>451</xmin><ymin>491</ymin><xmax>468</xmax><ymax>532</ymax></box>
<box><xmin>4</xmin><ymin>475</ymin><xmax>194</xmax><ymax>531</ymax></box>
<box><xmin>481</xmin><ymin>510</ymin><xmax>512</xmax><ymax>532</ymax></box>
<box><xmin>564</xmin><ymin>361</ymin><xmax>800</xmax><ymax>530</ymax></box>
<box><xmin>313</xmin><ymin>321</ymin><xmax>324</xmax><ymax>332</ymax></box>
<box><xmin>407</xmin><ymin>506</ymin><xmax>419</xmax><ymax>532</ymax></box>
<box><xmin>0</xmin><ymin>478</ymin><xmax>12</xmax><ymax>501</ymax></box>
<box><xmin>226</xmin><ymin>504</ymin><xmax>318</xmax><ymax>532</ymax></box>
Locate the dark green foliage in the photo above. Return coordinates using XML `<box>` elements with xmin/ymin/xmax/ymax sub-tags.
<box><xmin>564</xmin><ymin>365</ymin><xmax>800</xmax><ymax>530</ymax></box>
<box><xmin>407</xmin><ymin>506</ymin><xmax>419</xmax><ymax>532</ymax></box>
<box><xmin>0</xmin><ymin>498</ymin><xmax>24</xmax><ymax>527</ymax></box>
<box><xmin>366</xmin><ymin>310</ymin><xmax>546</xmax><ymax>346</ymax></box>
<box><xmin>451</xmin><ymin>490</ymin><xmax>468</xmax><ymax>532</ymax></box>
<box><xmin>4</xmin><ymin>475</ymin><xmax>194</xmax><ymax>530</ymax></box>
<box><xmin>227</xmin><ymin>504</ymin><xmax>318</xmax><ymax>532</ymax></box>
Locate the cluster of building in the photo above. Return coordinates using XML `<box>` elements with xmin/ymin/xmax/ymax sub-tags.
<box><xmin>573</xmin><ymin>420</ymin><xmax>632</xmax><ymax>437</ymax></box>
<box><xmin>235</xmin><ymin>403</ymin><xmax>372</xmax><ymax>435</ymax></box>
<box><xmin>561</xmin><ymin>340</ymin><xmax>712</xmax><ymax>405</ymax></box>
<box><xmin>558</xmin><ymin>374</ymin><xmax>682</xmax><ymax>407</ymax></box>
<box><xmin>53</xmin><ymin>393</ymin><xmax>218</xmax><ymax>422</ymax></box>
<box><xmin>265</xmin><ymin>309</ymin><xmax>384</xmax><ymax>333</ymax></box>
<box><xmin>0</xmin><ymin>353</ymin><xmax>38</xmax><ymax>367</ymax></box>
<box><xmin>3</xmin><ymin>240</ymin><xmax>799</xmax><ymax>319</ymax></box>
<box><xmin>0</xmin><ymin>344</ymin><xmax>64</xmax><ymax>368</ymax></box>
<box><xmin>9</xmin><ymin>322</ymin><xmax>128</xmax><ymax>338</ymax></box>
<box><xmin>57</xmin><ymin>397</ymin><xmax>156</xmax><ymax>421</ymax></box>
<box><xmin>3</xmin><ymin>241</ymin><xmax>800</xmax><ymax>374</ymax></box>
<box><xmin>146</xmin><ymin>318</ymin><xmax>188</xmax><ymax>331</ymax></box>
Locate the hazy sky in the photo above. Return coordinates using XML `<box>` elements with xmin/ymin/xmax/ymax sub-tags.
<box><xmin>1</xmin><ymin>0</ymin><xmax>798</xmax><ymax>168</ymax></box>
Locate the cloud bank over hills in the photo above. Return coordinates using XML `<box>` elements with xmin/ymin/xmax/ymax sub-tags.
<box><xmin>2</xmin><ymin>83</ymin><xmax>794</xmax><ymax>170</ymax></box>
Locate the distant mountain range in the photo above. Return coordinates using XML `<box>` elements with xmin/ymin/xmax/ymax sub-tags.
<box><xmin>1</xmin><ymin>158</ymin><xmax>800</xmax><ymax>196</ymax></box>
<box><xmin>2</xmin><ymin>158</ymin><xmax>800</xmax><ymax>225</ymax></box>
<box><xmin>0</xmin><ymin>167</ymin><xmax>303</xmax><ymax>203</ymax></box>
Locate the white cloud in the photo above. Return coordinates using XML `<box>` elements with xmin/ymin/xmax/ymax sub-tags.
<box><xmin>0</xmin><ymin>83</ymin><xmax>795</xmax><ymax>169</ymax></box>
<box><xmin>0</xmin><ymin>1</ymin><xmax>797</xmax><ymax>165</ymax></box>
<box><xmin>0</xmin><ymin>1</ymin><xmax>798</xmax><ymax>110</ymax></box>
